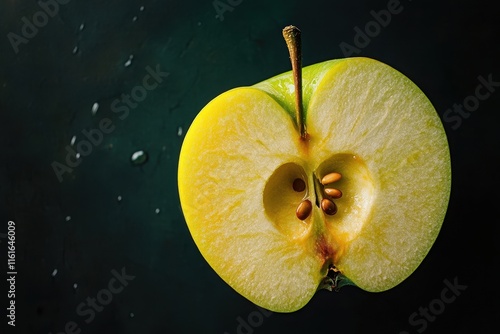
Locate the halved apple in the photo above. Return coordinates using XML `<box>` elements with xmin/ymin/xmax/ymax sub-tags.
<box><xmin>178</xmin><ymin>28</ymin><xmax>451</xmax><ymax>313</ymax></box>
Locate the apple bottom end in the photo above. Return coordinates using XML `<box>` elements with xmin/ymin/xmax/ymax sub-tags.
<box><xmin>317</xmin><ymin>271</ymin><xmax>355</xmax><ymax>292</ymax></box>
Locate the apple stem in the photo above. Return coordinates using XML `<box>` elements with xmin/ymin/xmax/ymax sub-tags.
<box><xmin>282</xmin><ymin>25</ymin><xmax>307</xmax><ymax>140</ymax></box>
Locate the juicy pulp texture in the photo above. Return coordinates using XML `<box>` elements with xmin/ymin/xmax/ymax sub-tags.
<box><xmin>178</xmin><ymin>57</ymin><xmax>451</xmax><ymax>312</ymax></box>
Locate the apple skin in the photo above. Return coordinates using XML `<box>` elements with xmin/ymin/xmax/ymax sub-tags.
<box><xmin>252</xmin><ymin>59</ymin><xmax>345</xmax><ymax>121</ymax></box>
<box><xmin>178</xmin><ymin>57</ymin><xmax>451</xmax><ymax>312</ymax></box>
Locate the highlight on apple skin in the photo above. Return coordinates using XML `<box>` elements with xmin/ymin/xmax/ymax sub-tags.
<box><xmin>177</xmin><ymin>26</ymin><xmax>451</xmax><ymax>313</ymax></box>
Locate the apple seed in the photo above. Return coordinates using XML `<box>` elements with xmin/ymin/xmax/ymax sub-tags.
<box><xmin>296</xmin><ymin>199</ymin><xmax>312</xmax><ymax>220</ymax></box>
<box><xmin>321</xmin><ymin>198</ymin><xmax>338</xmax><ymax>215</ymax></box>
<box><xmin>292</xmin><ymin>178</ymin><xmax>306</xmax><ymax>192</ymax></box>
<box><xmin>321</xmin><ymin>172</ymin><xmax>342</xmax><ymax>185</ymax></box>
<box><xmin>324</xmin><ymin>188</ymin><xmax>342</xmax><ymax>199</ymax></box>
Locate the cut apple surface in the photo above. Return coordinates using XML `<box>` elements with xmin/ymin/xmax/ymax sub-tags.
<box><xmin>178</xmin><ymin>57</ymin><xmax>451</xmax><ymax>312</ymax></box>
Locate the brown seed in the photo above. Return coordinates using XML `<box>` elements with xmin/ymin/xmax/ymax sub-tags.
<box><xmin>321</xmin><ymin>198</ymin><xmax>337</xmax><ymax>215</ymax></box>
<box><xmin>296</xmin><ymin>200</ymin><xmax>312</xmax><ymax>220</ymax></box>
<box><xmin>292</xmin><ymin>178</ymin><xmax>306</xmax><ymax>192</ymax></box>
<box><xmin>325</xmin><ymin>188</ymin><xmax>342</xmax><ymax>199</ymax></box>
<box><xmin>321</xmin><ymin>172</ymin><xmax>342</xmax><ymax>185</ymax></box>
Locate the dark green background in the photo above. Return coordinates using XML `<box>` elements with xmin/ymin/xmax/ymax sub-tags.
<box><xmin>1</xmin><ymin>0</ymin><xmax>499</xmax><ymax>333</ymax></box>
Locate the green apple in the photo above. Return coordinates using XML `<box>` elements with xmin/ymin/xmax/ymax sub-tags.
<box><xmin>178</xmin><ymin>26</ymin><xmax>451</xmax><ymax>312</ymax></box>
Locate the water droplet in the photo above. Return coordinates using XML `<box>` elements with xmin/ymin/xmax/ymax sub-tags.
<box><xmin>132</xmin><ymin>16</ymin><xmax>138</xmax><ymax>22</ymax></box>
<box><xmin>79</xmin><ymin>23</ymin><xmax>85</xmax><ymax>31</ymax></box>
<box><xmin>139</xmin><ymin>5</ymin><xmax>145</xmax><ymax>11</ymax></box>
<box><xmin>65</xmin><ymin>216</ymin><xmax>71</xmax><ymax>222</ymax></box>
<box><xmin>73</xmin><ymin>283</ymin><xmax>78</xmax><ymax>289</ymax></box>
<box><xmin>76</xmin><ymin>153</ymin><xmax>81</xmax><ymax>159</ymax></box>
<box><xmin>131</xmin><ymin>150</ymin><xmax>148</xmax><ymax>166</ymax></box>
<box><xmin>51</xmin><ymin>269</ymin><xmax>58</xmax><ymax>277</ymax></box>
<box><xmin>72</xmin><ymin>46</ymin><xmax>79</xmax><ymax>54</ymax></box>
<box><xmin>130</xmin><ymin>312</ymin><xmax>135</xmax><ymax>318</ymax></box>
<box><xmin>92</xmin><ymin>102</ymin><xmax>99</xmax><ymax>115</ymax></box>
<box><xmin>124</xmin><ymin>55</ymin><xmax>134</xmax><ymax>67</ymax></box>
<box><xmin>177</xmin><ymin>126</ymin><xmax>183</xmax><ymax>137</ymax></box>
<box><xmin>197</xmin><ymin>21</ymin><xmax>202</xmax><ymax>26</ymax></box>
<box><xmin>70</xmin><ymin>135</ymin><xmax>76</xmax><ymax>146</ymax></box>
<box><xmin>117</xmin><ymin>195</ymin><xmax>122</xmax><ymax>202</ymax></box>
<box><xmin>155</xmin><ymin>208</ymin><xmax>160</xmax><ymax>214</ymax></box>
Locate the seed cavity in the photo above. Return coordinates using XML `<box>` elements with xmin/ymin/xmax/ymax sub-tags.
<box><xmin>324</xmin><ymin>188</ymin><xmax>342</xmax><ymax>199</ymax></box>
<box><xmin>292</xmin><ymin>178</ymin><xmax>306</xmax><ymax>192</ymax></box>
<box><xmin>293</xmin><ymin>172</ymin><xmax>342</xmax><ymax>220</ymax></box>
<box><xmin>321</xmin><ymin>172</ymin><xmax>342</xmax><ymax>185</ymax></box>
<box><xmin>321</xmin><ymin>198</ymin><xmax>337</xmax><ymax>216</ymax></box>
<box><xmin>296</xmin><ymin>200</ymin><xmax>312</xmax><ymax>220</ymax></box>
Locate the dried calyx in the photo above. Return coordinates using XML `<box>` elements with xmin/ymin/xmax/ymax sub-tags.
<box><xmin>318</xmin><ymin>264</ymin><xmax>352</xmax><ymax>292</ymax></box>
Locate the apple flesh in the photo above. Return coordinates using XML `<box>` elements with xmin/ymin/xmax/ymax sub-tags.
<box><xmin>178</xmin><ymin>57</ymin><xmax>451</xmax><ymax>312</ymax></box>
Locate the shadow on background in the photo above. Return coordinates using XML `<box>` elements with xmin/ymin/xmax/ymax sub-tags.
<box><xmin>1</xmin><ymin>0</ymin><xmax>499</xmax><ymax>333</ymax></box>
